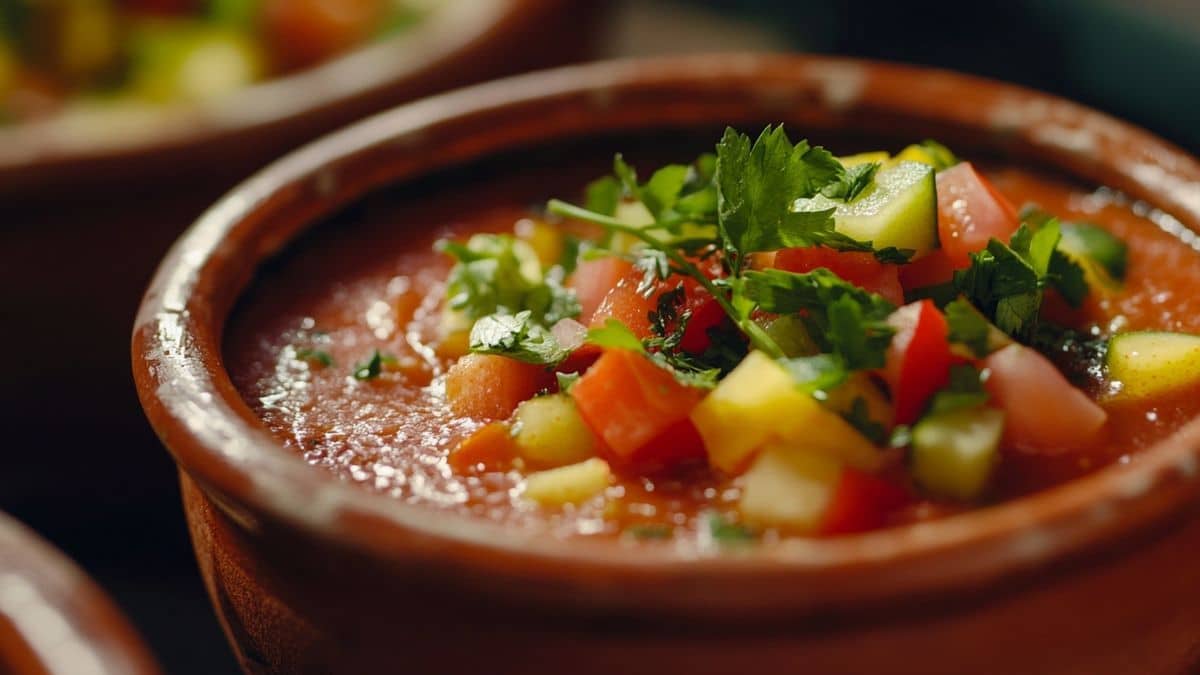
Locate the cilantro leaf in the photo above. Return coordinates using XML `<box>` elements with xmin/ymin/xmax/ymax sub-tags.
<box><xmin>587</xmin><ymin>319</ymin><xmax>645</xmax><ymax>352</ymax></box>
<box><xmin>353</xmin><ymin>349</ymin><xmax>389</xmax><ymax>381</ymax></box>
<box><xmin>586</xmin><ymin>318</ymin><xmax>722</xmax><ymax>389</ymax></box>
<box><xmin>438</xmin><ymin>233</ymin><xmax>580</xmax><ymax>325</ymax></box>
<box><xmin>469</xmin><ymin>311</ymin><xmax>569</xmax><ymax>365</ymax></box>
<box><xmin>295</xmin><ymin>348</ymin><xmax>333</xmax><ymax>367</ymax></box>
<box><xmin>778</xmin><ymin>353</ymin><xmax>848</xmax><ymax>394</ymax></box>
<box><xmin>706</xmin><ymin>512</ymin><xmax>756</xmax><ymax>545</ymax></box>
<box><xmin>584</xmin><ymin>176</ymin><xmax>620</xmax><ymax>216</ymax></box>
<box><xmin>944</xmin><ymin>298</ymin><xmax>992</xmax><ymax>358</ymax></box>
<box><xmin>1049</xmin><ymin>249</ymin><xmax>1088</xmax><ymax>307</ymax></box>
<box><xmin>640</xmin><ymin>164</ymin><xmax>690</xmax><ymax>219</ymax></box>
<box><xmin>926</xmin><ymin>364</ymin><xmax>989</xmax><ymax>416</ymax></box>
<box><xmin>715</xmin><ymin>125</ymin><xmax>843</xmax><ymax>264</ymax></box>
<box><xmin>821</xmin><ymin>161</ymin><xmax>880</xmax><ymax>202</ymax></box>
<box><xmin>741</xmin><ymin>268</ymin><xmax>896</xmax><ymax>370</ymax></box>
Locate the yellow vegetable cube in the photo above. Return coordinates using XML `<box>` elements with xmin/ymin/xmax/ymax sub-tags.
<box><xmin>739</xmin><ymin>446</ymin><xmax>841</xmax><ymax>531</ymax></box>
<box><xmin>513</xmin><ymin>394</ymin><xmax>596</xmax><ymax>467</ymax></box>
<box><xmin>523</xmin><ymin>458</ymin><xmax>613</xmax><ymax>506</ymax></box>
<box><xmin>690</xmin><ymin>352</ymin><xmax>882</xmax><ymax>474</ymax></box>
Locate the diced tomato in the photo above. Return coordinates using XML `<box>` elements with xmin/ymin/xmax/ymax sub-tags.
<box><xmin>884</xmin><ymin>300</ymin><xmax>953</xmax><ymax>425</ymax></box>
<box><xmin>448</xmin><ymin>423</ymin><xmax>516</xmax><ymax>473</ymax></box>
<box><xmin>589</xmin><ymin>277</ymin><xmax>656</xmax><ymax>338</ymax></box>
<box><xmin>445</xmin><ymin>354</ymin><xmax>551</xmax><ymax>420</ymax></box>
<box><xmin>820</xmin><ymin>469</ymin><xmax>912</xmax><ymax>536</ymax></box>
<box><xmin>678</xmin><ymin>289</ymin><xmax>728</xmax><ymax>354</ymax></box>
<box><xmin>984</xmin><ymin>344</ymin><xmax>1107</xmax><ymax>453</ymax></box>
<box><xmin>898</xmin><ymin>249</ymin><xmax>959</xmax><ymax>292</ymax></box>
<box><xmin>773</xmin><ymin>247</ymin><xmax>904</xmax><ymax>306</ymax></box>
<box><xmin>569</xmin><ymin>257</ymin><xmax>635</xmax><ymax>324</ymax></box>
<box><xmin>555</xmin><ymin>343</ymin><xmax>603</xmax><ymax>380</ymax></box>
<box><xmin>262</xmin><ymin>0</ymin><xmax>384</xmax><ymax>70</ymax></box>
<box><xmin>936</xmin><ymin>163</ymin><xmax>1020</xmax><ymax>268</ymax></box>
<box><xmin>571</xmin><ymin>349</ymin><xmax>705</xmax><ymax>468</ymax></box>
<box><xmin>624</xmin><ymin>418</ymin><xmax>708</xmax><ymax>474</ymax></box>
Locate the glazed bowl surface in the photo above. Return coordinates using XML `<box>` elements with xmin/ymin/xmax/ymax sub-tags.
<box><xmin>0</xmin><ymin>512</ymin><xmax>160</xmax><ymax>675</ymax></box>
<box><xmin>134</xmin><ymin>54</ymin><xmax>1200</xmax><ymax>674</ymax></box>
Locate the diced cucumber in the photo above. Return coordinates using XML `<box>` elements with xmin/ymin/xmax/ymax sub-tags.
<box><xmin>1059</xmin><ymin>222</ymin><xmax>1128</xmax><ymax>290</ymax></box>
<box><xmin>523</xmin><ymin>458</ymin><xmax>612</xmax><ymax>506</ymax></box>
<box><xmin>738</xmin><ymin>445</ymin><xmax>841</xmax><ymax>531</ymax></box>
<box><xmin>1107</xmin><ymin>331</ymin><xmax>1200</xmax><ymax>400</ymax></box>
<box><xmin>839</xmin><ymin>151</ymin><xmax>890</xmax><ymax>167</ymax></box>
<box><xmin>513</xmin><ymin>394</ymin><xmax>596</xmax><ymax>467</ymax></box>
<box><xmin>911</xmin><ymin>406</ymin><xmax>1004</xmax><ymax>501</ymax></box>
<box><xmin>793</xmin><ymin>160</ymin><xmax>938</xmax><ymax>257</ymax></box>
<box><xmin>893</xmin><ymin>141</ymin><xmax>958</xmax><ymax>171</ymax></box>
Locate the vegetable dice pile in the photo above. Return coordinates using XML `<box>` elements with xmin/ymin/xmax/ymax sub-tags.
<box><xmin>435</xmin><ymin>126</ymin><xmax>1200</xmax><ymax>539</ymax></box>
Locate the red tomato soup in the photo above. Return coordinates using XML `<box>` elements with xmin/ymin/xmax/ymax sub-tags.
<box><xmin>225</xmin><ymin>136</ymin><xmax>1200</xmax><ymax>543</ymax></box>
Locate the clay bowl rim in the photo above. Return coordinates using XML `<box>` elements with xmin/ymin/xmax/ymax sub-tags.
<box><xmin>133</xmin><ymin>54</ymin><xmax>1200</xmax><ymax>614</ymax></box>
<box><xmin>0</xmin><ymin>0</ymin><xmax>554</xmax><ymax>184</ymax></box>
<box><xmin>0</xmin><ymin>512</ymin><xmax>160</xmax><ymax>675</ymax></box>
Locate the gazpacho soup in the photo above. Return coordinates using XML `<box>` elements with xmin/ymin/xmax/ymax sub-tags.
<box><xmin>226</xmin><ymin>126</ymin><xmax>1200</xmax><ymax>545</ymax></box>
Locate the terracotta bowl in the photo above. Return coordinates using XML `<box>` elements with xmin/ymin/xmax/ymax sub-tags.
<box><xmin>0</xmin><ymin>0</ymin><xmax>600</xmax><ymax>538</ymax></box>
<box><xmin>0</xmin><ymin>512</ymin><xmax>159</xmax><ymax>675</ymax></box>
<box><xmin>133</xmin><ymin>55</ymin><xmax>1200</xmax><ymax>674</ymax></box>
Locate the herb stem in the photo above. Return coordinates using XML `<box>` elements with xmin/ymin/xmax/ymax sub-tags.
<box><xmin>548</xmin><ymin>199</ymin><xmax>785</xmax><ymax>359</ymax></box>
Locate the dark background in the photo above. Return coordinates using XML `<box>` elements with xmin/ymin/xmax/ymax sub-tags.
<box><xmin>3</xmin><ymin>1</ymin><xmax>1197</xmax><ymax>673</ymax></box>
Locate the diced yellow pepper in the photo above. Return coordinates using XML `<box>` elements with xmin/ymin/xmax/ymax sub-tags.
<box><xmin>739</xmin><ymin>445</ymin><xmax>841</xmax><ymax>531</ymax></box>
<box><xmin>523</xmin><ymin>458</ymin><xmax>612</xmax><ymax>506</ymax></box>
<box><xmin>690</xmin><ymin>352</ymin><xmax>882</xmax><ymax>474</ymax></box>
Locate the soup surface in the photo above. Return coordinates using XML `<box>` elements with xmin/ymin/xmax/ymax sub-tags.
<box><xmin>226</xmin><ymin>136</ymin><xmax>1200</xmax><ymax>542</ymax></box>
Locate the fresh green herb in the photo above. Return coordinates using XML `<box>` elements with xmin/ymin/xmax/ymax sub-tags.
<box><xmin>353</xmin><ymin>349</ymin><xmax>390</xmax><ymax>381</ymax></box>
<box><xmin>841</xmin><ymin>396</ymin><xmax>889</xmax><ymax>445</ymax></box>
<box><xmin>556</xmin><ymin>371</ymin><xmax>581</xmax><ymax>393</ymax></box>
<box><xmin>586</xmin><ymin>318</ymin><xmax>722</xmax><ymax>389</ymax></box>
<box><xmin>623</xmin><ymin>523</ymin><xmax>674</xmax><ymax>540</ymax></box>
<box><xmin>740</xmin><ymin>268</ymin><xmax>896</xmax><ymax>369</ymax></box>
<box><xmin>587</xmin><ymin>319</ymin><xmax>646</xmax><ymax>352</ymax></box>
<box><xmin>821</xmin><ymin>161</ymin><xmax>880</xmax><ymax>202</ymax></box>
<box><xmin>295</xmin><ymin>348</ymin><xmax>333</xmax><ymax>367</ymax></box>
<box><xmin>706</xmin><ymin>512</ymin><xmax>756</xmax><ymax>545</ymax></box>
<box><xmin>469</xmin><ymin>311</ymin><xmax>570</xmax><ymax>365</ymax></box>
<box><xmin>953</xmin><ymin>222</ymin><xmax>1065</xmax><ymax>341</ymax></box>
<box><xmin>584</xmin><ymin>176</ymin><xmax>620</xmax><ymax>216</ymax></box>
<box><xmin>1048</xmin><ymin>250</ymin><xmax>1089</xmax><ymax>307</ymax></box>
<box><xmin>926</xmin><ymin>364</ymin><xmax>989</xmax><ymax>416</ymax></box>
<box><xmin>944</xmin><ymin>298</ymin><xmax>992</xmax><ymax>358</ymax></box>
<box><xmin>437</xmin><ymin>233</ymin><xmax>580</xmax><ymax>324</ymax></box>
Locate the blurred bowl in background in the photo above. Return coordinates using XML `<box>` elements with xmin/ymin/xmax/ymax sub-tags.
<box><xmin>0</xmin><ymin>0</ymin><xmax>601</xmax><ymax>196</ymax></box>
<box><xmin>0</xmin><ymin>511</ymin><xmax>160</xmax><ymax>675</ymax></box>
<box><xmin>0</xmin><ymin>0</ymin><xmax>603</xmax><ymax>634</ymax></box>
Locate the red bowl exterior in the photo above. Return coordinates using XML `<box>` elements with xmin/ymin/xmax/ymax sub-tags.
<box><xmin>0</xmin><ymin>513</ymin><xmax>160</xmax><ymax>675</ymax></box>
<box><xmin>134</xmin><ymin>55</ymin><xmax>1200</xmax><ymax>674</ymax></box>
